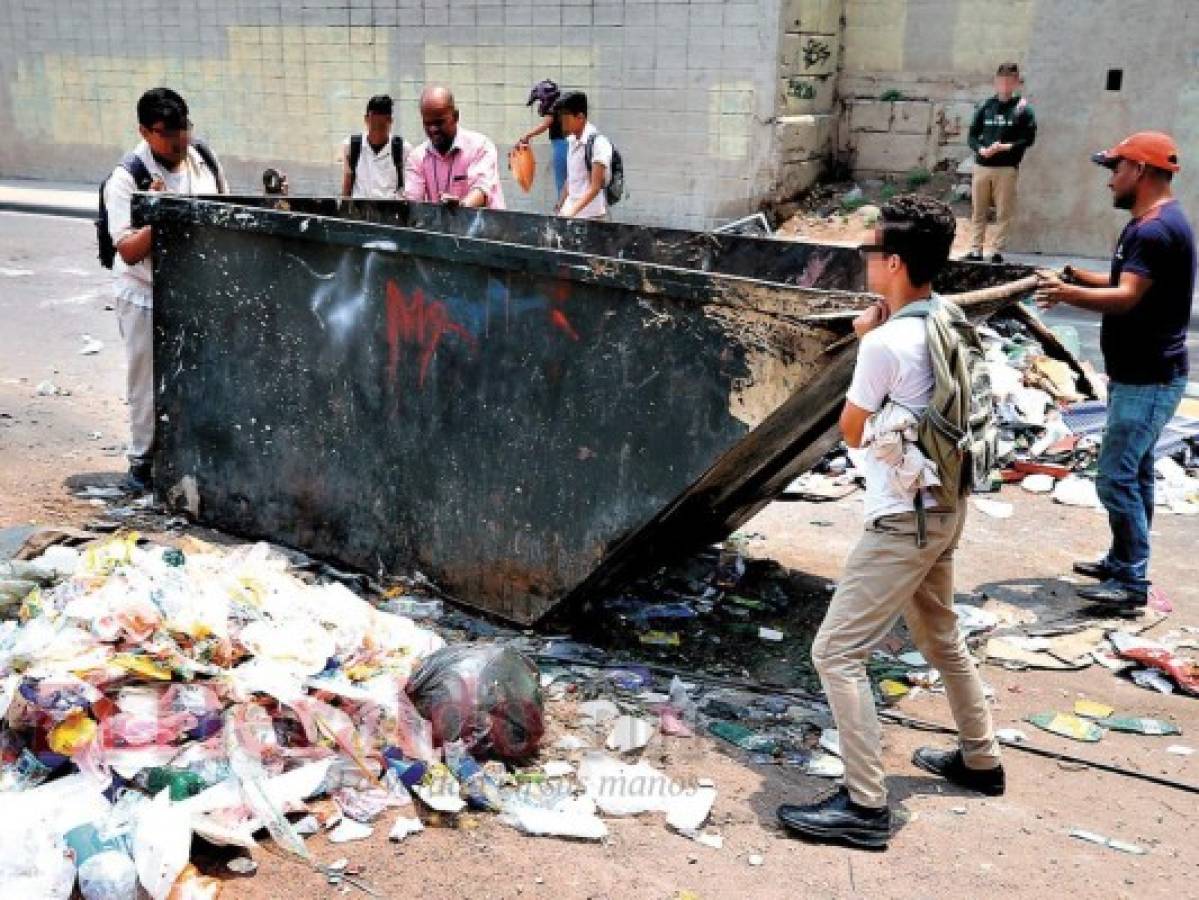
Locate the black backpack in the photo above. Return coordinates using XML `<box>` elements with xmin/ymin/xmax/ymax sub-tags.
<box><xmin>348</xmin><ymin>134</ymin><xmax>405</xmax><ymax>194</ymax></box>
<box><xmin>96</xmin><ymin>140</ymin><xmax>222</xmax><ymax>269</ymax></box>
<box><xmin>584</xmin><ymin>132</ymin><xmax>624</xmax><ymax>206</ymax></box>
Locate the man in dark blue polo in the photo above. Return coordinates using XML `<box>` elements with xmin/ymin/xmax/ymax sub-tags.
<box><xmin>1037</xmin><ymin>132</ymin><xmax>1195</xmax><ymax>609</ymax></box>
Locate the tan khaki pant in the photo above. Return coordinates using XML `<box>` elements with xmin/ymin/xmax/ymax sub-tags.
<box><xmin>116</xmin><ymin>296</ymin><xmax>154</xmax><ymax>464</ymax></box>
<box><xmin>812</xmin><ymin>506</ymin><xmax>1000</xmax><ymax>808</ymax></box>
<box><xmin>970</xmin><ymin>165</ymin><xmax>1018</xmax><ymax>253</ymax></box>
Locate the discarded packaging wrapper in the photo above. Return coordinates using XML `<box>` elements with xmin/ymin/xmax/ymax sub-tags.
<box><xmin>1026</xmin><ymin>712</ymin><xmax>1103</xmax><ymax>743</ymax></box>
<box><xmin>1109</xmin><ymin>631</ymin><xmax>1199</xmax><ymax>696</ymax></box>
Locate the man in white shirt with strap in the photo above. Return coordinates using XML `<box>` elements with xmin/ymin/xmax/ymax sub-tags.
<box><xmin>104</xmin><ymin>87</ymin><xmax>226</xmax><ymax>492</ymax></box>
<box><xmin>340</xmin><ymin>94</ymin><xmax>410</xmax><ymax>199</ymax></box>
<box><xmin>555</xmin><ymin>91</ymin><xmax>613</xmax><ymax>221</ymax></box>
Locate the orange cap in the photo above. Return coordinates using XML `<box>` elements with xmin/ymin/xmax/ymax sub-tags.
<box><xmin>1092</xmin><ymin>131</ymin><xmax>1181</xmax><ymax>172</ymax></box>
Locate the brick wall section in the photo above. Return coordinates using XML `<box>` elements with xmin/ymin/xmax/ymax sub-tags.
<box><xmin>0</xmin><ymin>0</ymin><xmax>783</xmax><ymax>231</ymax></box>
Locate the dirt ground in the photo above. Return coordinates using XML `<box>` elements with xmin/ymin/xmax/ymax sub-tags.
<box><xmin>3</xmin><ymin>213</ymin><xmax>1198</xmax><ymax>899</ymax></box>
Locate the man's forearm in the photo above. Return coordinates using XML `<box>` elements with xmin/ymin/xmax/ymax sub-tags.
<box><xmin>1058</xmin><ymin>283</ymin><xmax>1139</xmax><ymax>314</ymax></box>
<box><xmin>564</xmin><ymin>185</ymin><xmax>602</xmax><ymax>218</ymax></box>
<box><xmin>1066</xmin><ymin>266</ymin><xmax>1109</xmax><ymax>288</ymax></box>
<box><xmin>117</xmin><ymin>226</ymin><xmax>153</xmax><ymax>266</ymax></box>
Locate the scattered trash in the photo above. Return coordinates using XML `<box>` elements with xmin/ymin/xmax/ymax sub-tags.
<box><xmin>327</xmin><ymin>818</ymin><xmax>374</xmax><ymax>843</ymax></box>
<box><xmin>971</xmin><ymin>497</ymin><xmax>1013</xmax><ymax>519</ymax></box>
<box><xmin>407</xmin><ymin>644</ymin><xmax>545</xmax><ymax>759</ymax></box>
<box><xmin>1069</xmin><ymin>829</ymin><xmax>1147</xmax><ymax>855</ymax></box>
<box><xmin>708</xmin><ymin>720</ymin><xmax>777</xmax><ymax>753</ymax></box>
<box><xmin>747</xmin><ymin>853</ymin><xmax>764</xmax><ymax>867</ymax></box>
<box><xmin>1052</xmin><ymin>476</ymin><xmax>1102</xmax><ymax>509</ymax></box>
<box><xmin>1026</xmin><ymin>712</ymin><xmax>1104</xmax><ymax>742</ymax></box>
<box><xmin>605</xmin><ymin>715</ymin><xmax>655</xmax><ymax>753</ymax></box>
<box><xmin>387</xmin><ymin>816</ymin><xmax>425</xmax><ymax>842</ymax></box>
<box><xmin>996</xmin><ymin>728</ymin><xmax>1028</xmax><ymax>743</ymax></box>
<box><xmin>227</xmin><ymin>857</ymin><xmax>259</xmax><ymax>875</ymax></box>
<box><xmin>1131</xmin><ymin>669</ymin><xmax>1176</xmax><ymax>695</ymax></box>
<box><xmin>1097</xmin><ymin>716</ymin><xmax>1181</xmax><ymax>736</ymax></box>
<box><xmin>1166</xmin><ymin>745</ymin><xmax>1195</xmax><ymax>756</ymax></box>
<box><xmin>1021</xmin><ymin>473</ymin><xmax>1055</xmax><ymax>494</ymax></box>
<box><xmin>1073</xmin><ymin>699</ymin><xmax>1114</xmax><ymax>719</ymax></box>
<box><xmin>805</xmin><ymin>753</ymin><xmax>845</xmax><ymax>778</ymax></box>
<box><xmin>1110</xmin><ymin>631</ymin><xmax>1199</xmax><ymax>696</ymax></box>
<box><xmin>758</xmin><ymin>627</ymin><xmax>785</xmax><ymax>642</ymax></box>
<box><xmin>80</xmin><ymin>335</ymin><xmax>104</xmax><ymax>355</ymax></box>
<box><xmin>818</xmin><ymin>728</ymin><xmax>841</xmax><ymax>757</ymax></box>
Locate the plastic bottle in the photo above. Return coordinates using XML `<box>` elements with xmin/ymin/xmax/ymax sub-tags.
<box><xmin>444</xmin><ymin>741</ymin><xmax>503</xmax><ymax>812</ymax></box>
<box><xmin>65</xmin><ymin>823</ymin><xmax>138</xmax><ymax>900</ymax></box>
<box><xmin>78</xmin><ymin>850</ymin><xmax>139</xmax><ymax>900</ymax></box>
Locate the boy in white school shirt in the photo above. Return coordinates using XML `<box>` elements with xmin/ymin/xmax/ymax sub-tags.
<box><xmin>341</xmin><ymin>94</ymin><xmax>410</xmax><ymax>199</ymax></box>
<box><xmin>104</xmin><ymin>87</ymin><xmax>227</xmax><ymax>493</ymax></box>
<box><xmin>554</xmin><ymin>91</ymin><xmax>613</xmax><ymax>221</ymax></box>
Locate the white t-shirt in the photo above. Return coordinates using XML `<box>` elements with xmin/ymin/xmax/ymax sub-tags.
<box><xmin>846</xmin><ymin>313</ymin><xmax>935</xmax><ymax>522</ymax></box>
<box><xmin>565</xmin><ymin>122</ymin><xmax>613</xmax><ymax>220</ymax></box>
<box><xmin>341</xmin><ymin>133</ymin><xmax>411</xmax><ymax>199</ymax></box>
<box><xmin>104</xmin><ymin>141</ymin><xmax>224</xmax><ymax>308</ymax></box>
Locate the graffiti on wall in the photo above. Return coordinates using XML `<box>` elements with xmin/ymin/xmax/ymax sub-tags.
<box><xmin>802</xmin><ymin>38</ymin><xmax>832</xmax><ymax>70</ymax></box>
<box><xmin>786</xmin><ymin>77</ymin><xmax>818</xmax><ymax>101</ymax></box>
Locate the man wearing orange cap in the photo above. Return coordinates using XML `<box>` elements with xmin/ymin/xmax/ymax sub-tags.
<box><xmin>1037</xmin><ymin>132</ymin><xmax>1195</xmax><ymax>609</ymax></box>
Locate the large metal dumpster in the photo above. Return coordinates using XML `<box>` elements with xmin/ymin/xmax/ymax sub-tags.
<box><xmin>140</xmin><ymin>195</ymin><xmax>1032</xmax><ymax>624</ymax></box>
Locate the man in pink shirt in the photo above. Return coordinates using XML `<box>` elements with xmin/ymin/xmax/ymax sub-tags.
<box><xmin>404</xmin><ymin>85</ymin><xmax>505</xmax><ymax>209</ymax></box>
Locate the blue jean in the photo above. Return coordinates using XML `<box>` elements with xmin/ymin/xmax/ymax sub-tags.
<box><xmin>551</xmin><ymin>137</ymin><xmax>568</xmax><ymax>197</ymax></box>
<box><xmin>1096</xmin><ymin>376</ymin><xmax>1186</xmax><ymax>590</ymax></box>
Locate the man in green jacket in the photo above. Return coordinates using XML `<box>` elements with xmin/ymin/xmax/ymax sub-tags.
<box><xmin>965</xmin><ymin>62</ymin><xmax>1037</xmax><ymax>263</ymax></box>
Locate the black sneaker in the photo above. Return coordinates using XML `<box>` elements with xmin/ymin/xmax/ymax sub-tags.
<box><xmin>963</xmin><ymin>251</ymin><xmax>984</xmax><ymax>261</ymax></box>
<box><xmin>991</xmin><ymin>253</ymin><xmax>1005</xmax><ymax>263</ymax></box>
<box><xmin>1077</xmin><ymin>578</ymin><xmax>1147</xmax><ymax>607</ymax></box>
<box><xmin>912</xmin><ymin>747</ymin><xmax>1005</xmax><ymax>796</ymax></box>
<box><xmin>777</xmin><ymin>788</ymin><xmax>891</xmax><ymax>849</ymax></box>
<box><xmin>1072</xmin><ymin>559</ymin><xmax>1115</xmax><ymax>581</ymax></box>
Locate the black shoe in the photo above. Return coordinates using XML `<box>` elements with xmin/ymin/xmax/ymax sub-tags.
<box><xmin>963</xmin><ymin>251</ymin><xmax>984</xmax><ymax>261</ymax></box>
<box><xmin>912</xmin><ymin>747</ymin><xmax>1005</xmax><ymax>797</ymax></box>
<box><xmin>1077</xmin><ymin>579</ymin><xmax>1147</xmax><ymax>607</ymax></box>
<box><xmin>1072</xmin><ymin>559</ymin><xmax>1115</xmax><ymax>581</ymax></box>
<box><xmin>121</xmin><ymin>462</ymin><xmax>152</xmax><ymax>495</ymax></box>
<box><xmin>990</xmin><ymin>253</ymin><xmax>1005</xmax><ymax>263</ymax></box>
<box><xmin>777</xmin><ymin>788</ymin><xmax>891</xmax><ymax>849</ymax></box>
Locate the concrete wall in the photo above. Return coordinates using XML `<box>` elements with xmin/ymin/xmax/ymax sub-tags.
<box><xmin>774</xmin><ymin>0</ymin><xmax>843</xmax><ymax>200</ymax></box>
<box><xmin>0</xmin><ymin>0</ymin><xmax>784</xmax><ymax>230</ymax></box>
<box><xmin>836</xmin><ymin>0</ymin><xmax>1199</xmax><ymax>256</ymax></box>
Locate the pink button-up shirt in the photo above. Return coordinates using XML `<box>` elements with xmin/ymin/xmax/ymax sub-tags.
<box><xmin>403</xmin><ymin>127</ymin><xmax>506</xmax><ymax>209</ymax></box>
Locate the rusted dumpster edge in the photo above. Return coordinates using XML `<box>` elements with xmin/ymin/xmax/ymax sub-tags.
<box><xmin>138</xmin><ymin>195</ymin><xmax>874</xmax><ymax>322</ymax></box>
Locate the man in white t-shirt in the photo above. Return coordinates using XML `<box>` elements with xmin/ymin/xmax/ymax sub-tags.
<box><xmin>777</xmin><ymin>196</ymin><xmax>1003</xmax><ymax>850</ymax></box>
<box><xmin>340</xmin><ymin>94</ymin><xmax>411</xmax><ymax>200</ymax></box>
<box><xmin>104</xmin><ymin>87</ymin><xmax>227</xmax><ymax>493</ymax></box>
<box><xmin>554</xmin><ymin>91</ymin><xmax>612</xmax><ymax>221</ymax></box>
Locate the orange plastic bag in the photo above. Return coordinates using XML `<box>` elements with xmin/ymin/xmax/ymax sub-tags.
<box><xmin>508</xmin><ymin>144</ymin><xmax>536</xmax><ymax>193</ymax></box>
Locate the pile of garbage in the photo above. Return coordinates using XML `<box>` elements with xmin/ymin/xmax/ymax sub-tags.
<box><xmin>0</xmin><ymin>530</ymin><xmax>749</xmax><ymax>898</ymax></box>
<box><xmin>796</xmin><ymin>306</ymin><xmax>1199</xmax><ymax>519</ymax></box>
<box><xmin>0</xmin><ymin>534</ymin><xmax>525</xmax><ymax>895</ymax></box>
<box><xmin>979</xmin><ymin>310</ymin><xmax>1199</xmax><ymax>514</ymax></box>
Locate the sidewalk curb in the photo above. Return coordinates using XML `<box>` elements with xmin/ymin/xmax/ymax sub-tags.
<box><xmin>0</xmin><ymin>200</ymin><xmax>96</xmax><ymax>220</ymax></box>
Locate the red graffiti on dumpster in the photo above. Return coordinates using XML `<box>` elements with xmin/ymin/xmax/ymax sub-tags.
<box><xmin>385</xmin><ymin>280</ymin><xmax>476</xmax><ymax>387</ymax></box>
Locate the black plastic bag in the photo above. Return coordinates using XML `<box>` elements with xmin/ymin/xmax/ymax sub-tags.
<box><xmin>405</xmin><ymin>645</ymin><xmax>544</xmax><ymax>761</ymax></box>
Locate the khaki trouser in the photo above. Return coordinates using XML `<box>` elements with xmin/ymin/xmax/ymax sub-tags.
<box><xmin>970</xmin><ymin>165</ymin><xmax>1018</xmax><ymax>253</ymax></box>
<box><xmin>812</xmin><ymin>506</ymin><xmax>1000</xmax><ymax>808</ymax></box>
<box><xmin>116</xmin><ymin>296</ymin><xmax>154</xmax><ymax>464</ymax></box>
